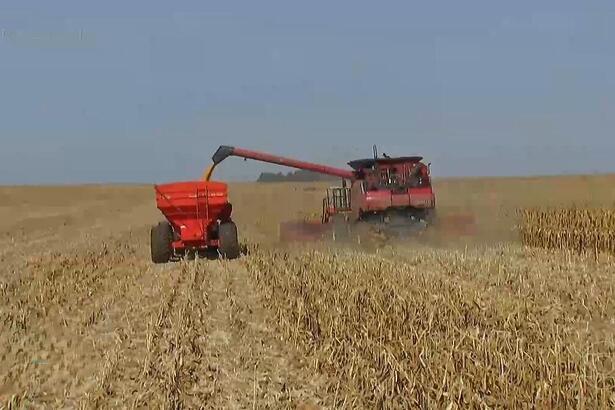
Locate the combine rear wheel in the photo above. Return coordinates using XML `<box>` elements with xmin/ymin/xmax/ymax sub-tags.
<box><xmin>151</xmin><ymin>221</ymin><xmax>173</xmax><ymax>263</ymax></box>
<box><xmin>218</xmin><ymin>222</ymin><xmax>241</xmax><ymax>259</ymax></box>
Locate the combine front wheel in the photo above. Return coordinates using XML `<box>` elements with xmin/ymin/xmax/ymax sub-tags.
<box><xmin>151</xmin><ymin>221</ymin><xmax>173</xmax><ymax>264</ymax></box>
<box><xmin>218</xmin><ymin>222</ymin><xmax>241</xmax><ymax>260</ymax></box>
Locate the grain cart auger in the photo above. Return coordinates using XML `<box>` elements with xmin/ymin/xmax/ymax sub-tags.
<box><xmin>205</xmin><ymin>145</ymin><xmax>437</xmax><ymax>240</ymax></box>
<box><xmin>151</xmin><ymin>180</ymin><xmax>240</xmax><ymax>263</ymax></box>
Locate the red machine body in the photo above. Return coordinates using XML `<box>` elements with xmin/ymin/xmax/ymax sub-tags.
<box><xmin>346</xmin><ymin>156</ymin><xmax>435</xmax><ymax>222</ymax></box>
<box><xmin>152</xmin><ymin>181</ymin><xmax>239</xmax><ymax>262</ymax></box>
<box><xmin>209</xmin><ymin>145</ymin><xmax>436</xmax><ymax>226</ymax></box>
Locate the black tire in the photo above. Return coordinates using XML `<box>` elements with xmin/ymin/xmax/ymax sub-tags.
<box><xmin>218</xmin><ymin>222</ymin><xmax>240</xmax><ymax>259</ymax></box>
<box><xmin>151</xmin><ymin>222</ymin><xmax>173</xmax><ymax>264</ymax></box>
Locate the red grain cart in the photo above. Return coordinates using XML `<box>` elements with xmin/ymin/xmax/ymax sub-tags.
<box><xmin>151</xmin><ymin>181</ymin><xmax>240</xmax><ymax>263</ymax></box>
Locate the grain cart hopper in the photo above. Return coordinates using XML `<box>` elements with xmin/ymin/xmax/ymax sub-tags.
<box><xmin>151</xmin><ymin>181</ymin><xmax>240</xmax><ymax>263</ymax></box>
<box><xmin>204</xmin><ymin>145</ymin><xmax>437</xmax><ymax>238</ymax></box>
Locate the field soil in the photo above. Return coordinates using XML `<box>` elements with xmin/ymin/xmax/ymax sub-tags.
<box><xmin>1</xmin><ymin>176</ymin><xmax>615</xmax><ymax>408</ymax></box>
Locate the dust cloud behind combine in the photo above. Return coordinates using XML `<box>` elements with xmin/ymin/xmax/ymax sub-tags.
<box><xmin>1</xmin><ymin>175</ymin><xmax>615</xmax><ymax>408</ymax></box>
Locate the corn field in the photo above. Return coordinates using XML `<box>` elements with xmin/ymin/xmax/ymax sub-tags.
<box><xmin>520</xmin><ymin>208</ymin><xmax>615</xmax><ymax>254</ymax></box>
<box><xmin>4</xmin><ymin>179</ymin><xmax>615</xmax><ymax>408</ymax></box>
<box><xmin>245</xmin><ymin>246</ymin><xmax>615</xmax><ymax>409</ymax></box>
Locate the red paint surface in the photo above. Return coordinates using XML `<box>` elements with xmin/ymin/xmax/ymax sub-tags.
<box><xmin>155</xmin><ymin>180</ymin><xmax>230</xmax><ymax>251</ymax></box>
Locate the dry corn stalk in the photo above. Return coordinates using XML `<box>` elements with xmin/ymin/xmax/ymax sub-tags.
<box><xmin>520</xmin><ymin>207</ymin><xmax>615</xmax><ymax>254</ymax></box>
<box><xmin>244</xmin><ymin>247</ymin><xmax>615</xmax><ymax>408</ymax></box>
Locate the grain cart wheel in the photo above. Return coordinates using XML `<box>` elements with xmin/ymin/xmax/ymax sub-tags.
<box><xmin>151</xmin><ymin>221</ymin><xmax>173</xmax><ymax>263</ymax></box>
<box><xmin>218</xmin><ymin>222</ymin><xmax>240</xmax><ymax>259</ymax></box>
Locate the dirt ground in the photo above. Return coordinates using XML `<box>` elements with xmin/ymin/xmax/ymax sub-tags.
<box><xmin>1</xmin><ymin>176</ymin><xmax>614</xmax><ymax>408</ymax></box>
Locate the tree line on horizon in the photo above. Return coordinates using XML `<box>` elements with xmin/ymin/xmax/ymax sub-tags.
<box><xmin>257</xmin><ymin>169</ymin><xmax>338</xmax><ymax>183</ymax></box>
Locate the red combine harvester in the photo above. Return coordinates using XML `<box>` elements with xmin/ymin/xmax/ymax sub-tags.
<box><xmin>151</xmin><ymin>181</ymin><xmax>240</xmax><ymax>263</ymax></box>
<box><xmin>205</xmin><ymin>145</ymin><xmax>437</xmax><ymax>239</ymax></box>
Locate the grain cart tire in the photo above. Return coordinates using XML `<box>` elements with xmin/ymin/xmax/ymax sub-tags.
<box><xmin>151</xmin><ymin>222</ymin><xmax>173</xmax><ymax>263</ymax></box>
<box><xmin>218</xmin><ymin>222</ymin><xmax>240</xmax><ymax>259</ymax></box>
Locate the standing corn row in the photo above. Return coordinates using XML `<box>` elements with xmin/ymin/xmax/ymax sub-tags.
<box><xmin>520</xmin><ymin>207</ymin><xmax>615</xmax><ymax>254</ymax></box>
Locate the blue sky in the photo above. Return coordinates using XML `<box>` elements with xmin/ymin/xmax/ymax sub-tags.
<box><xmin>1</xmin><ymin>1</ymin><xmax>614</xmax><ymax>183</ymax></box>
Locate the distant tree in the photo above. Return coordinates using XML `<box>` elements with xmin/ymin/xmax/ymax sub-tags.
<box><xmin>257</xmin><ymin>169</ymin><xmax>337</xmax><ymax>183</ymax></box>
